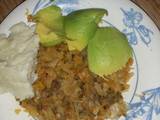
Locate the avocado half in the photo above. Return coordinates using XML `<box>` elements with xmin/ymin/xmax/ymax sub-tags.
<box><xmin>88</xmin><ymin>27</ymin><xmax>133</xmax><ymax>77</ymax></box>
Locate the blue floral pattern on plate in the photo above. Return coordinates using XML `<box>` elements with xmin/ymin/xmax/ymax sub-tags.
<box><xmin>125</xmin><ymin>87</ymin><xmax>160</xmax><ymax>120</ymax></box>
<box><xmin>121</xmin><ymin>8</ymin><xmax>153</xmax><ymax>46</ymax></box>
<box><xmin>32</xmin><ymin>1</ymin><xmax>159</xmax><ymax>120</ymax></box>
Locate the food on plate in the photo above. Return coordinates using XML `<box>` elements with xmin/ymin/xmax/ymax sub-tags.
<box><xmin>21</xmin><ymin>5</ymin><xmax>133</xmax><ymax>120</ymax></box>
<box><xmin>33</xmin><ymin>6</ymin><xmax>64</xmax><ymax>47</ymax></box>
<box><xmin>21</xmin><ymin>44</ymin><xmax>133</xmax><ymax>120</ymax></box>
<box><xmin>0</xmin><ymin>5</ymin><xmax>134</xmax><ymax>120</ymax></box>
<box><xmin>22</xmin><ymin>6</ymin><xmax>133</xmax><ymax>118</ymax></box>
<box><xmin>64</xmin><ymin>8</ymin><xmax>107</xmax><ymax>51</ymax></box>
<box><xmin>0</xmin><ymin>22</ymin><xmax>39</xmax><ymax>100</ymax></box>
<box><xmin>88</xmin><ymin>27</ymin><xmax>133</xmax><ymax>77</ymax></box>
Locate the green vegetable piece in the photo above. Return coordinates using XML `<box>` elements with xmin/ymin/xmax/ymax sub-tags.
<box><xmin>64</xmin><ymin>8</ymin><xmax>108</xmax><ymax>51</ymax></box>
<box><xmin>88</xmin><ymin>27</ymin><xmax>133</xmax><ymax>77</ymax></box>
<box><xmin>33</xmin><ymin>5</ymin><xmax>65</xmax><ymax>47</ymax></box>
<box><xmin>33</xmin><ymin>5</ymin><xmax>64</xmax><ymax>32</ymax></box>
<box><xmin>36</xmin><ymin>23</ymin><xmax>64</xmax><ymax>47</ymax></box>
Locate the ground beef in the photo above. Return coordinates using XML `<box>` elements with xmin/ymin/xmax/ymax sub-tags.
<box><xmin>21</xmin><ymin>43</ymin><xmax>133</xmax><ymax>120</ymax></box>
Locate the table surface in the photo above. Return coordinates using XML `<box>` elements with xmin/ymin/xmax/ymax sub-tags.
<box><xmin>0</xmin><ymin>0</ymin><xmax>160</xmax><ymax>29</ymax></box>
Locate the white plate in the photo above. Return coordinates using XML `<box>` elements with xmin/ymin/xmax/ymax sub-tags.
<box><xmin>0</xmin><ymin>0</ymin><xmax>160</xmax><ymax>120</ymax></box>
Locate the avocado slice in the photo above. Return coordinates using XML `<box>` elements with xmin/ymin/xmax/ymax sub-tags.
<box><xmin>33</xmin><ymin>5</ymin><xmax>64</xmax><ymax>32</ymax></box>
<box><xmin>33</xmin><ymin>5</ymin><xmax>65</xmax><ymax>47</ymax></box>
<box><xmin>88</xmin><ymin>27</ymin><xmax>133</xmax><ymax>77</ymax></box>
<box><xmin>64</xmin><ymin>8</ymin><xmax>108</xmax><ymax>51</ymax></box>
<box><xmin>36</xmin><ymin>23</ymin><xmax>64</xmax><ymax>47</ymax></box>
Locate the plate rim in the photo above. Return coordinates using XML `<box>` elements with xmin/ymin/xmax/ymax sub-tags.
<box><xmin>0</xmin><ymin>0</ymin><xmax>159</xmax><ymax>32</ymax></box>
<box><xmin>0</xmin><ymin>0</ymin><xmax>160</xmax><ymax>120</ymax></box>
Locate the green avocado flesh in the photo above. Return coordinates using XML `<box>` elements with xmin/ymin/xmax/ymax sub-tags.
<box><xmin>64</xmin><ymin>8</ymin><xmax>108</xmax><ymax>51</ymax></box>
<box><xmin>88</xmin><ymin>27</ymin><xmax>133</xmax><ymax>77</ymax></box>
<box><xmin>33</xmin><ymin>6</ymin><xmax>64</xmax><ymax>46</ymax></box>
<box><xmin>36</xmin><ymin>23</ymin><xmax>64</xmax><ymax>47</ymax></box>
<box><xmin>33</xmin><ymin>5</ymin><xmax>64</xmax><ymax>31</ymax></box>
